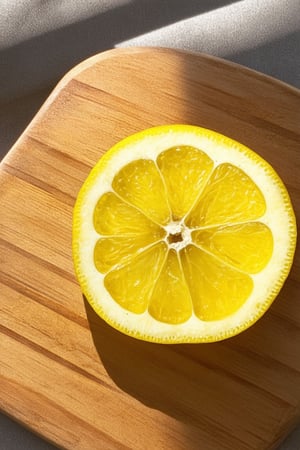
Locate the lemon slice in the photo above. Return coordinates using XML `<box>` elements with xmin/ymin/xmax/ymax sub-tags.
<box><xmin>72</xmin><ymin>125</ymin><xmax>296</xmax><ymax>343</ymax></box>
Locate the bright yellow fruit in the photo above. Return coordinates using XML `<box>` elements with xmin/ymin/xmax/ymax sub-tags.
<box><xmin>72</xmin><ymin>125</ymin><xmax>297</xmax><ymax>343</ymax></box>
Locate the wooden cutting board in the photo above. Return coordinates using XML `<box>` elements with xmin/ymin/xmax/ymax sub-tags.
<box><xmin>0</xmin><ymin>47</ymin><xmax>299</xmax><ymax>450</ymax></box>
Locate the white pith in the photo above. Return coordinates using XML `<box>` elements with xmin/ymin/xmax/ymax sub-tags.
<box><xmin>164</xmin><ymin>221</ymin><xmax>192</xmax><ymax>251</ymax></box>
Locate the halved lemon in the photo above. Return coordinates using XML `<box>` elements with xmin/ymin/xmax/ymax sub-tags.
<box><xmin>72</xmin><ymin>125</ymin><xmax>296</xmax><ymax>343</ymax></box>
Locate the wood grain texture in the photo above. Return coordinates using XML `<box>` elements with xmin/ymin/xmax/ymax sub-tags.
<box><xmin>0</xmin><ymin>47</ymin><xmax>299</xmax><ymax>450</ymax></box>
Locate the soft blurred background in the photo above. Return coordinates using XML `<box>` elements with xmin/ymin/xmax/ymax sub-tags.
<box><xmin>0</xmin><ymin>1</ymin><xmax>299</xmax><ymax>448</ymax></box>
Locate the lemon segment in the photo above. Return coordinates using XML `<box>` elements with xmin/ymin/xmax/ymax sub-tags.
<box><xmin>186</xmin><ymin>163</ymin><xmax>266</xmax><ymax>228</ymax></box>
<box><xmin>149</xmin><ymin>249</ymin><xmax>193</xmax><ymax>324</ymax></box>
<box><xmin>93</xmin><ymin>192</ymin><xmax>163</xmax><ymax>236</ymax></box>
<box><xmin>104</xmin><ymin>242</ymin><xmax>168</xmax><ymax>314</ymax></box>
<box><xmin>94</xmin><ymin>230</ymin><xmax>166</xmax><ymax>273</ymax></box>
<box><xmin>180</xmin><ymin>245</ymin><xmax>254</xmax><ymax>321</ymax></box>
<box><xmin>156</xmin><ymin>146</ymin><xmax>214</xmax><ymax>220</ymax></box>
<box><xmin>112</xmin><ymin>159</ymin><xmax>171</xmax><ymax>225</ymax></box>
<box><xmin>192</xmin><ymin>222</ymin><xmax>273</xmax><ymax>274</ymax></box>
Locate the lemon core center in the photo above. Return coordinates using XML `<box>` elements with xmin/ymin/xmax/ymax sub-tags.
<box><xmin>165</xmin><ymin>222</ymin><xmax>192</xmax><ymax>251</ymax></box>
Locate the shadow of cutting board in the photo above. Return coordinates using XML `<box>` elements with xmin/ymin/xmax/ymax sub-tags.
<box><xmin>0</xmin><ymin>47</ymin><xmax>299</xmax><ymax>450</ymax></box>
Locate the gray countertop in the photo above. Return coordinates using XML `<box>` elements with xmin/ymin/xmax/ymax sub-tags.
<box><xmin>0</xmin><ymin>1</ymin><xmax>299</xmax><ymax>448</ymax></box>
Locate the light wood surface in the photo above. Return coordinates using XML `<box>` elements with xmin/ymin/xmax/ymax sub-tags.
<box><xmin>0</xmin><ymin>47</ymin><xmax>299</xmax><ymax>450</ymax></box>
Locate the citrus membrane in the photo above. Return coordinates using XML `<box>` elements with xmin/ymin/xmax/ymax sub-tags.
<box><xmin>72</xmin><ymin>125</ymin><xmax>297</xmax><ymax>343</ymax></box>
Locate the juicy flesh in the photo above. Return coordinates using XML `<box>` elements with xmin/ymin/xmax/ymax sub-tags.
<box><xmin>93</xmin><ymin>146</ymin><xmax>273</xmax><ymax>324</ymax></box>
